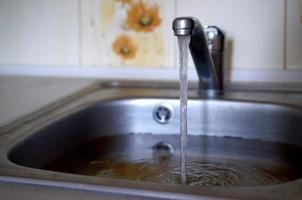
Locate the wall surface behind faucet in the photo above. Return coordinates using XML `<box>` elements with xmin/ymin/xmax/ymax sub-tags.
<box><xmin>0</xmin><ymin>0</ymin><xmax>301</xmax><ymax>81</ymax></box>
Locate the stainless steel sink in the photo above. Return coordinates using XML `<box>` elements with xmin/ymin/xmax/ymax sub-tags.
<box><xmin>1</xmin><ymin>81</ymin><xmax>302</xmax><ymax>200</ymax></box>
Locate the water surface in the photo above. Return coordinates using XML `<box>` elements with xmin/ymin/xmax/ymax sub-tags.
<box><xmin>44</xmin><ymin>135</ymin><xmax>302</xmax><ymax>187</ymax></box>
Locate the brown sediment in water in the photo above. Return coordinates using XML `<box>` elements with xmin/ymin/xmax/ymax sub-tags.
<box><xmin>44</xmin><ymin>135</ymin><xmax>302</xmax><ymax>187</ymax></box>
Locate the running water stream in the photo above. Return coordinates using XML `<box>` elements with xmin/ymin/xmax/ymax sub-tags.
<box><xmin>177</xmin><ymin>35</ymin><xmax>191</xmax><ymax>184</ymax></box>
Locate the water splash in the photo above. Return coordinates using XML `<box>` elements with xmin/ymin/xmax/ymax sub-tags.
<box><xmin>177</xmin><ymin>35</ymin><xmax>191</xmax><ymax>184</ymax></box>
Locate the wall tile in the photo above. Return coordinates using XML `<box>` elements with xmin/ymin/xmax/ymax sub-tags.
<box><xmin>176</xmin><ymin>0</ymin><xmax>285</xmax><ymax>69</ymax></box>
<box><xmin>80</xmin><ymin>0</ymin><xmax>176</xmax><ymax>67</ymax></box>
<box><xmin>0</xmin><ymin>0</ymin><xmax>300</xmax><ymax>74</ymax></box>
<box><xmin>0</xmin><ymin>0</ymin><xmax>79</xmax><ymax>65</ymax></box>
<box><xmin>286</xmin><ymin>0</ymin><xmax>302</xmax><ymax>69</ymax></box>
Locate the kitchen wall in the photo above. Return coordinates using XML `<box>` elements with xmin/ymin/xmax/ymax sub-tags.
<box><xmin>0</xmin><ymin>0</ymin><xmax>301</xmax><ymax>82</ymax></box>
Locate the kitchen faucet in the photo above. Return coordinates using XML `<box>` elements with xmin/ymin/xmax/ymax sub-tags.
<box><xmin>172</xmin><ymin>17</ymin><xmax>225</xmax><ymax>97</ymax></box>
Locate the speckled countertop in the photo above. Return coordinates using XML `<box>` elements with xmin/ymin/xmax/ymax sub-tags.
<box><xmin>0</xmin><ymin>76</ymin><xmax>96</xmax><ymax>126</ymax></box>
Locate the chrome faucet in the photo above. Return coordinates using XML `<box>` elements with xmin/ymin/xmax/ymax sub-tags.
<box><xmin>173</xmin><ymin>17</ymin><xmax>225</xmax><ymax>97</ymax></box>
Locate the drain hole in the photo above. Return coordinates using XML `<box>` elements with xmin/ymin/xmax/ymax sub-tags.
<box><xmin>153</xmin><ymin>142</ymin><xmax>175</xmax><ymax>154</ymax></box>
<box><xmin>153</xmin><ymin>142</ymin><xmax>175</xmax><ymax>159</ymax></box>
<box><xmin>153</xmin><ymin>104</ymin><xmax>174</xmax><ymax>124</ymax></box>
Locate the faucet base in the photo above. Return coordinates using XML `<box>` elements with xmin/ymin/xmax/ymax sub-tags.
<box><xmin>198</xmin><ymin>89</ymin><xmax>223</xmax><ymax>98</ymax></box>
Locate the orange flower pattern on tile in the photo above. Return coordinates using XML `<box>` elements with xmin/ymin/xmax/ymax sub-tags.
<box><xmin>125</xmin><ymin>1</ymin><xmax>161</xmax><ymax>32</ymax></box>
<box><xmin>112</xmin><ymin>35</ymin><xmax>137</xmax><ymax>59</ymax></box>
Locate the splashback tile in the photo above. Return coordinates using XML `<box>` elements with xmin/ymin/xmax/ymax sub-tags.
<box><xmin>176</xmin><ymin>0</ymin><xmax>285</xmax><ymax>69</ymax></box>
<box><xmin>0</xmin><ymin>0</ymin><xmax>79</xmax><ymax>65</ymax></box>
<box><xmin>80</xmin><ymin>0</ymin><xmax>176</xmax><ymax>67</ymax></box>
<box><xmin>286</xmin><ymin>0</ymin><xmax>302</xmax><ymax>69</ymax></box>
<box><xmin>0</xmin><ymin>0</ymin><xmax>301</xmax><ymax>75</ymax></box>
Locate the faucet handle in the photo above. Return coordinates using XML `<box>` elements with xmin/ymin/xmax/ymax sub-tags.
<box><xmin>204</xmin><ymin>26</ymin><xmax>225</xmax><ymax>52</ymax></box>
<box><xmin>204</xmin><ymin>26</ymin><xmax>225</xmax><ymax>93</ymax></box>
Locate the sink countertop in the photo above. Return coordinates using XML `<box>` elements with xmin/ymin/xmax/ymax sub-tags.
<box><xmin>0</xmin><ymin>76</ymin><xmax>96</xmax><ymax>126</ymax></box>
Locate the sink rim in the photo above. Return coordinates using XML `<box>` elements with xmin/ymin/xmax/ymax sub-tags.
<box><xmin>1</xmin><ymin>81</ymin><xmax>302</xmax><ymax>200</ymax></box>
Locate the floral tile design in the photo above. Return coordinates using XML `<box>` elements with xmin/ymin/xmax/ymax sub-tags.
<box><xmin>80</xmin><ymin>0</ymin><xmax>175</xmax><ymax>67</ymax></box>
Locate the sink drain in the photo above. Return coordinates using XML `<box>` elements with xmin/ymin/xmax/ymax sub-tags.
<box><xmin>153</xmin><ymin>104</ymin><xmax>174</xmax><ymax>124</ymax></box>
<box><xmin>153</xmin><ymin>141</ymin><xmax>175</xmax><ymax>154</ymax></box>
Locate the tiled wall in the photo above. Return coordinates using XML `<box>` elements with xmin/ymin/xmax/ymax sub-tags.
<box><xmin>0</xmin><ymin>0</ymin><xmax>79</xmax><ymax>65</ymax></box>
<box><xmin>80</xmin><ymin>0</ymin><xmax>175</xmax><ymax>67</ymax></box>
<box><xmin>287</xmin><ymin>0</ymin><xmax>302</xmax><ymax>69</ymax></box>
<box><xmin>0</xmin><ymin>0</ymin><xmax>301</xmax><ymax>71</ymax></box>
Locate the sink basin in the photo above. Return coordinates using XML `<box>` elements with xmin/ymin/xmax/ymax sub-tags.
<box><xmin>1</xmin><ymin>81</ymin><xmax>302</xmax><ymax>199</ymax></box>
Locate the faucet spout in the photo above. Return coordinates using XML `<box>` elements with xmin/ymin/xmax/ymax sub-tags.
<box><xmin>173</xmin><ymin>17</ymin><xmax>224</xmax><ymax>97</ymax></box>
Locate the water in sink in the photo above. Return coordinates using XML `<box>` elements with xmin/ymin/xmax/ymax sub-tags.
<box><xmin>43</xmin><ymin>134</ymin><xmax>302</xmax><ymax>187</ymax></box>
